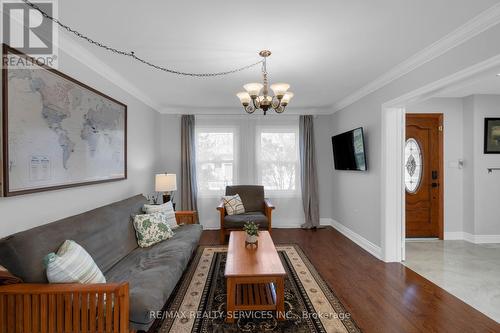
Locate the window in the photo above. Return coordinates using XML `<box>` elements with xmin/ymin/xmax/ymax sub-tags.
<box><xmin>256</xmin><ymin>127</ymin><xmax>300</xmax><ymax>193</ymax></box>
<box><xmin>195</xmin><ymin>128</ymin><xmax>237</xmax><ymax>194</ymax></box>
<box><xmin>404</xmin><ymin>138</ymin><xmax>422</xmax><ymax>193</ymax></box>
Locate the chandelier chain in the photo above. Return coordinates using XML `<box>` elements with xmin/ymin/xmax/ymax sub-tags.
<box><xmin>20</xmin><ymin>0</ymin><xmax>263</xmax><ymax>77</ymax></box>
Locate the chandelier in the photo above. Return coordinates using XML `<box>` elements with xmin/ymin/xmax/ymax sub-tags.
<box><xmin>236</xmin><ymin>50</ymin><xmax>294</xmax><ymax>115</ymax></box>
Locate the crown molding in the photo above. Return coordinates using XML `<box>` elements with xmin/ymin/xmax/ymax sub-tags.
<box><xmin>54</xmin><ymin>31</ymin><xmax>163</xmax><ymax>112</ymax></box>
<box><xmin>332</xmin><ymin>3</ymin><xmax>500</xmax><ymax>112</ymax></box>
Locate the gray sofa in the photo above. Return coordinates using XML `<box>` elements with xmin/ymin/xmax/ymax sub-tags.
<box><xmin>0</xmin><ymin>194</ymin><xmax>202</xmax><ymax>331</ymax></box>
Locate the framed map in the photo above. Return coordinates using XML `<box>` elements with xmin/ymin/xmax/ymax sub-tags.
<box><xmin>2</xmin><ymin>45</ymin><xmax>127</xmax><ymax>196</ymax></box>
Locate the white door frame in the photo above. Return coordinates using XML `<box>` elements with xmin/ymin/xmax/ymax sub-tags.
<box><xmin>380</xmin><ymin>54</ymin><xmax>500</xmax><ymax>262</ymax></box>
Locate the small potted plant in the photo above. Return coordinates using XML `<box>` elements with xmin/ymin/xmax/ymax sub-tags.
<box><xmin>243</xmin><ymin>221</ymin><xmax>259</xmax><ymax>247</ymax></box>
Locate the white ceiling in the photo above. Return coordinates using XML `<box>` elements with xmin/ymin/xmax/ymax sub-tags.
<box><xmin>59</xmin><ymin>0</ymin><xmax>500</xmax><ymax>113</ymax></box>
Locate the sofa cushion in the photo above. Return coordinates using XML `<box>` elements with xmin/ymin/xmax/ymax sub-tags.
<box><xmin>133</xmin><ymin>212</ymin><xmax>174</xmax><ymax>248</ymax></box>
<box><xmin>44</xmin><ymin>240</ymin><xmax>106</xmax><ymax>284</ymax></box>
<box><xmin>143</xmin><ymin>201</ymin><xmax>178</xmax><ymax>230</ymax></box>
<box><xmin>0</xmin><ymin>195</ymin><xmax>147</xmax><ymax>283</ymax></box>
<box><xmin>105</xmin><ymin>224</ymin><xmax>202</xmax><ymax>329</ymax></box>
<box><xmin>224</xmin><ymin>211</ymin><xmax>268</xmax><ymax>229</ymax></box>
<box><xmin>225</xmin><ymin>185</ymin><xmax>264</xmax><ymax>213</ymax></box>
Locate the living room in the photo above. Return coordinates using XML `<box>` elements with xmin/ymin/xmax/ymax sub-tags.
<box><xmin>1</xmin><ymin>1</ymin><xmax>500</xmax><ymax>332</ymax></box>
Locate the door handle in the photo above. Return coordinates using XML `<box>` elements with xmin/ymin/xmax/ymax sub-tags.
<box><xmin>431</xmin><ymin>182</ymin><xmax>439</xmax><ymax>188</ymax></box>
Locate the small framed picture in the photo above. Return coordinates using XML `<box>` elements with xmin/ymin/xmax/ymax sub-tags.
<box><xmin>484</xmin><ymin>118</ymin><xmax>500</xmax><ymax>154</ymax></box>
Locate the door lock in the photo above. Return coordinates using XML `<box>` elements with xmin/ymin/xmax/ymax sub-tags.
<box><xmin>431</xmin><ymin>182</ymin><xmax>439</xmax><ymax>188</ymax></box>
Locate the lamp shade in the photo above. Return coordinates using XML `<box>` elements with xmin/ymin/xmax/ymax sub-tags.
<box><xmin>236</xmin><ymin>91</ymin><xmax>251</xmax><ymax>105</ymax></box>
<box><xmin>155</xmin><ymin>173</ymin><xmax>177</xmax><ymax>192</ymax></box>
<box><xmin>270</xmin><ymin>83</ymin><xmax>290</xmax><ymax>97</ymax></box>
<box><xmin>243</xmin><ymin>83</ymin><xmax>263</xmax><ymax>97</ymax></box>
<box><xmin>281</xmin><ymin>91</ymin><xmax>294</xmax><ymax>104</ymax></box>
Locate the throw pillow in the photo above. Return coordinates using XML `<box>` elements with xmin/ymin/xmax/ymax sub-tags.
<box><xmin>222</xmin><ymin>194</ymin><xmax>245</xmax><ymax>215</ymax></box>
<box><xmin>0</xmin><ymin>264</ymin><xmax>22</xmax><ymax>285</ymax></box>
<box><xmin>44</xmin><ymin>240</ymin><xmax>106</xmax><ymax>284</ymax></box>
<box><xmin>143</xmin><ymin>201</ymin><xmax>178</xmax><ymax>229</ymax></box>
<box><xmin>133</xmin><ymin>212</ymin><xmax>174</xmax><ymax>248</ymax></box>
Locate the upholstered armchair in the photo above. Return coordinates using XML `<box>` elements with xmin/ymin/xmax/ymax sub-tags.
<box><xmin>217</xmin><ymin>185</ymin><xmax>275</xmax><ymax>244</ymax></box>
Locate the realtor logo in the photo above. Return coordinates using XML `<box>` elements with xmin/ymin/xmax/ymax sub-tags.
<box><xmin>2</xmin><ymin>0</ymin><xmax>58</xmax><ymax>66</ymax></box>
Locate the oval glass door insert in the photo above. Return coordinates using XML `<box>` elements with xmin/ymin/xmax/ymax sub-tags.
<box><xmin>404</xmin><ymin>138</ymin><xmax>422</xmax><ymax>193</ymax></box>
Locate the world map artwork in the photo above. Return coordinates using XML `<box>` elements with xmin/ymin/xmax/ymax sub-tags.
<box><xmin>5</xmin><ymin>52</ymin><xmax>126</xmax><ymax>194</ymax></box>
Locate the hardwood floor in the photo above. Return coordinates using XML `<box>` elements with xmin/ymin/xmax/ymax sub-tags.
<box><xmin>199</xmin><ymin>227</ymin><xmax>500</xmax><ymax>333</ymax></box>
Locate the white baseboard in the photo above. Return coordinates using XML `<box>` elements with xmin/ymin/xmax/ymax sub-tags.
<box><xmin>444</xmin><ymin>231</ymin><xmax>500</xmax><ymax>243</ymax></box>
<box><xmin>323</xmin><ymin>218</ymin><xmax>382</xmax><ymax>259</ymax></box>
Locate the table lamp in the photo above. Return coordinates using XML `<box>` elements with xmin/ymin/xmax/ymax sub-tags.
<box><xmin>155</xmin><ymin>173</ymin><xmax>177</xmax><ymax>204</ymax></box>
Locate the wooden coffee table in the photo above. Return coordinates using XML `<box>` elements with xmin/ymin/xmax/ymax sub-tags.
<box><xmin>224</xmin><ymin>231</ymin><xmax>286</xmax><ymax>323</ymax></box>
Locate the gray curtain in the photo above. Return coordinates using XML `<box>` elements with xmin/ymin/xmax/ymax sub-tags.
<box><xmin>181</xmin><ymin>115</ymin><xmax>198</xmax><ymax>211</ymax></box>
<box><xmin>299</xmin><ymin>115</ymin><xmax>320</xmax><ymax>229</ymax></box>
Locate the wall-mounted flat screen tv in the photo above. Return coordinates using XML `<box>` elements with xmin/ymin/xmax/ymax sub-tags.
<box><xmin>332</xmin><ymin>127</ymin><xmax>367</xmax><ymax>171</ymax></box>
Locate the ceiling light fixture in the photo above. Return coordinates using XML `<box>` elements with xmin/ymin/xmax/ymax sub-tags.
<box><xmin>236</xmin><ymin>50</ymin><xmax>293</xmax><ymax>115</ymax></box>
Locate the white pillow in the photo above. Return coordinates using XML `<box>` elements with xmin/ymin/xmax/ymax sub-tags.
<box><xmin>222</xmin><ymin>194</ymin><xmax>245</xmax><ymax>215</ymax></box>
<box><xmin>44</xmin><ymin>240</ymin><xmax>106</xmax><ymax>284</ymax></box>
<box><xmin>143</xmin><ymin>201</ymin><xmax>178</xmax><ymax>229</ymax></box>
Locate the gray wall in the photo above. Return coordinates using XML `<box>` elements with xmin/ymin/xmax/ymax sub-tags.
<box><xmin>407</xmin><ymin>98</ymin><xmax>464</xmax><ymax>234</ymax></box>
<box><xmin>463</xmin><ymin>95</ymin><xmax>500</xmax><ymax>235</ymax></box>
<box><xmin>314</xmin><ymin>115</ymin><xmax>334</xmax><ymax>220</ymax></box>
<box><xmin>0</xmin><ymin>48</ymin><xmax>162</xmax><ymax>238</ymax></box>
<box><xmin>330</xmin><ymin>24</ymin><xmax>500</xmax><ymax>246</ymax></box>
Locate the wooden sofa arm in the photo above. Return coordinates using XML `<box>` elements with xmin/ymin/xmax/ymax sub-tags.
<box><xmin>0</xmin><ymin>282</ymin><xmax>130</xmax><ymax>333</ymax></box>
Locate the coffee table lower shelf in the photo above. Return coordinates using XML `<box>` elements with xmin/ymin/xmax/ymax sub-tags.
<box><xmin>226</xmin><ymin>276</ymin><xmax>285</xmax><ymax>323</ymax></box>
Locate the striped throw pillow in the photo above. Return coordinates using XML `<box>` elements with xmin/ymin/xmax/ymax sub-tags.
<box><xmin>44</xmin><ymin>240</ymin><xmax>106</xmax><ymax>284</ymax></box>
<box><xmin>222</xmin><ymin>194</ymin><xmax>245</xmax><ymax>215</ymax></box>
<box><xmin>143</xmin><ymin>201</ymin><xmax>178</xmax><ymax>229</ymax></box>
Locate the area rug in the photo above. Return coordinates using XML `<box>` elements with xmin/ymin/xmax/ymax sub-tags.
<box><xmin>156</xmin><ymin>245</ymin><xmax>361</xmax><ymax>333</ymax></box>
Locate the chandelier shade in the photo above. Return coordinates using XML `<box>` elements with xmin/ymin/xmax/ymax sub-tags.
<box><xmin>236</xmin><ymin>50</ymin><xmax>294</xmax><ymax>115</ymax></box>
<box><xmin>243</xmin><ymin>83</ymin><xmax>264</xmax><ymax>97</ymax></box>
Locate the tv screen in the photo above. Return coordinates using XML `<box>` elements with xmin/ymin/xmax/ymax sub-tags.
<box><xmin>332</xmin><ymin>127</ymin><xmax>367</xmax><ymax>171</ymax></box>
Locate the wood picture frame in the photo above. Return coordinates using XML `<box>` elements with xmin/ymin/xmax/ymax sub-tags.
<box><xmin>2</xmin><ymin>44</ymin><xmax>127</xmax><ymax>196</ymax></box>
<box><xmin>484</xmin><ymin>118</ymin><xmax>500</xmax><ymax>154</ymax></box>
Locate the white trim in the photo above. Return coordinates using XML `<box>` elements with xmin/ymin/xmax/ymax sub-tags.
<box><xmin>333</xmin><ymin>3</ymin><xmax>500</xmax><ymax>112</ymax></box>
<box><xmin>445</xmin><ymin>232</ymin><xmax>500</xmax><ymax>243</ymax></box>
<box><xmin>380</xmin><ymin>107</ymin><xmax>405</xmax><ymax>262</ymax></box>
<box><xmin>325</xmin><ymin>219</ymin><xmax>382</xmax><ymax>260</ymax></box>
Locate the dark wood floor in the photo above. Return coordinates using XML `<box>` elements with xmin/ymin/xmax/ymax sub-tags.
<box><xmin>199</xmin><ymin>227</ymin><xmax>500</xmax><ymax>333</ymax></box>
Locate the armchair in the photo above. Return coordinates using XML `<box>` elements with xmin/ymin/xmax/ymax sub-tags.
<box><xmin>217</xmin><ymin>185</ymin><xmax>275</xmax><ymax>244</ymax></box>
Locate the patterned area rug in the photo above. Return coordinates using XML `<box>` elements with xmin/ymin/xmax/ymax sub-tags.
<box><xmin>155</xmin><ymin>245</ymin><xmax>361</xmax><ymax>333</ymax></box>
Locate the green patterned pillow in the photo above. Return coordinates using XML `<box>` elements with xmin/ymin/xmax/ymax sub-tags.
<box><xmin>133</xmin><ymin>212</ymin><xmax>174</xmax><ymax>248</ymax></box>
<box><xmin>44</xmin><ymin>240</ymin><xmax>106</xmax><ymax>284</ymax></box>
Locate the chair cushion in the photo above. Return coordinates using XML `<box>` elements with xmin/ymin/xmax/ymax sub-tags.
<box><xmin>225</xmin><ymin>185</ymin><xmax>265</xmax><ymax>212</ymax></box>
<box><xmin>105</xmin><ymin>224</ymin><xmax>202</xmax><ymax>329</ymax></box>
<box><xmin>224</xmin><ymin>211</ymin><xmax>268</xmax><ymax>229</ymax></box>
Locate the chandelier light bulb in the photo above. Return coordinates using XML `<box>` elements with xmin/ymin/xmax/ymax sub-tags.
<box><xmin>243</xmin><ymin>83</ymin><xmax>264</xmax><ymax>97</ymax></box>
<box><xmin>270</xmin><ymin>83</ymin><xmax>290</xmax><ymax>98</ymax></box>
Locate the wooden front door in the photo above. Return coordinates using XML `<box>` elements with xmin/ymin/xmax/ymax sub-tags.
<box><xmin>405</xmin><ymin>114</ymin><xmax>443</xmax><ymax>239</ymax></box>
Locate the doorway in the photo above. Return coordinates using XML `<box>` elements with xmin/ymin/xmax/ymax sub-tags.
<box><xmin>405</xmin><ymin>114</ymin><xmax>444</xmax><ymax>239</ymax></box>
